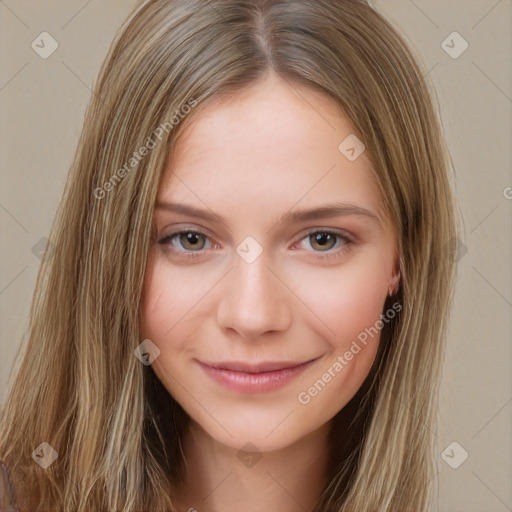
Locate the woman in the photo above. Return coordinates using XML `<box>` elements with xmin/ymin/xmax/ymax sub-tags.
<box><xmin>0</xmin><ymin>0</ymin><xmax>460</xmax><ymax>510</ymax></box>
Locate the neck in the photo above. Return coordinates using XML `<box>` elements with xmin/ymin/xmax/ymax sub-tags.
<box><xmin>171</xmin><ymin>420</ymin><xmax>332</xmax><ymax>512</ymax></box>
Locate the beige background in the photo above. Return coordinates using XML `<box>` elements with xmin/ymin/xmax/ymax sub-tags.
<box><xmin>1</xmin><ymin>1</ymin><xmax>511</xmax><ymax>510</ymax></box>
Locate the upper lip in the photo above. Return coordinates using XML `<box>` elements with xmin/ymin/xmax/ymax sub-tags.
<box><xmin>200</xmin><ymin>359</ymin><xmax>318</xmax><ymax>373</ymax></box>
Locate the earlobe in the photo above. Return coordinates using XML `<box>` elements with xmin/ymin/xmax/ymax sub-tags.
<box><xmin>388</xmin><ymin>271</ymin><xmax>401</xmax><ymax>296</ymax></box>
<box><xmin>388</xmin><ymin>255</ymin><xmax>403</xmax><ymax>296</ymax></box>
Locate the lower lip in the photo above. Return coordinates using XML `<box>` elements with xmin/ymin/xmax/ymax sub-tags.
<box><xmin>198</xmin><ymin>359</ymin><xmax>317</xmax><ymax>394</ymax></box>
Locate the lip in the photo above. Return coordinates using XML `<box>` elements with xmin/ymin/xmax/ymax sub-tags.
<box><xmin>197</xmin><ymin>358</ymin><xmax>319</xmax><ymax>394</ymax></box>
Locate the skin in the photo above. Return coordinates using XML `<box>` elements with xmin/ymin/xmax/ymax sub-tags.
<box><xmin>140</xmin><ymin>69</ymin><xmax>400</xmax><ymax>512</ymax></box>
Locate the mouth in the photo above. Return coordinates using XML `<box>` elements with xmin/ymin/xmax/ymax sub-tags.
<box><xmin>197</xmin><ymin>357</ymin><xmax>320</xmax><ymax>394</ymax></box>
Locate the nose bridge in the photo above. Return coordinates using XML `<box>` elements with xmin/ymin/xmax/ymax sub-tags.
<box><xmin>217</xmin><ymin>250</ymin><xmax>291</xmax><ymax>340</ymax></box>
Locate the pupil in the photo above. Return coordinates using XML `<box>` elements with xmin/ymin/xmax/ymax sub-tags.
<box><xmin>316</xmin><ymin>233</ymin><xmax>329</xmax><ymax>245</ymax></box>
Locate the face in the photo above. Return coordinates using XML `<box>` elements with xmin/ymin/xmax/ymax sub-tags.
<box><xmin>140</xmin><ymin>71</ymin><xmax>399</xmax><ymax>452</ymax></box>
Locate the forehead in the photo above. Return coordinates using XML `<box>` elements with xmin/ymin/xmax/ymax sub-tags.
<box><xmin>158</xmin><ymin>73</ymin><xmax>386</xmax><ymax>222</ymax></box>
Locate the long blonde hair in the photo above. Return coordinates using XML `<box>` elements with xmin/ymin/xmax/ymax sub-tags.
<box><xmin>0</xmin><ymin>1</ymin><xmax>460</xmax><ymax>510</ymax></box>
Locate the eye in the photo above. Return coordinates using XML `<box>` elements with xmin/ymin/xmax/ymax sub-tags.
<box><xmin>158</xmin><ymin>230</ymin><xmax>211</xmax><ymax>254</ymax></box>
<box><xmin>294</xmin><ymin>229</ymin><xmax>355</xmax><ymax>260</ymax></box>
<box><xmin>306</xmin><ymin>232</ymin><xmax>338</xmax><ymax>251</ymax></box>
<box><xmin>157</xmin><ymin>227</ymin><xmax>355</xmax><ymax>262</ymax></box>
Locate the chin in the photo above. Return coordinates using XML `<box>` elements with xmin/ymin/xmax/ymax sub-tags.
<box><xmin>186</xmin><ymin>401</ymin><xmax>327</xmax><ymax>454</ymax></box>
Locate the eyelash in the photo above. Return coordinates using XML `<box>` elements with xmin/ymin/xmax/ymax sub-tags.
<box><xmin>157</xmin><ymin>228</ymin><xmax>355</xmax><ymax>262</ymax></box>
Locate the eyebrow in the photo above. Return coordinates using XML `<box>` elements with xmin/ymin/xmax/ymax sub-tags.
<box><xmin>154</xmin><ymin>201</ymin><xmax>382</xmax><ymax>230</ymax></box>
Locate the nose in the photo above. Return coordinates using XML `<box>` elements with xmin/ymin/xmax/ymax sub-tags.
<box><xmin>216</xmin><ymin>252</ymin><xmax>292</xmax><ymax>341</ymax></box>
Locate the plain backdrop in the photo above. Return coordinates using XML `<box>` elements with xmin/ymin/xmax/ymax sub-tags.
<box><xmin>1</xmin><ymin>1</ymin><xmax>511</xmax><ymax>511</ymax></box>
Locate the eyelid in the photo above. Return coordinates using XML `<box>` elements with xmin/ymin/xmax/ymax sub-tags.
<box><xmin>291</xmin><ymin>228</ymin><xmax>355</xmax><ymax>256</ymax></box>
<box><xmin>158</xmin><ymin>226</ymin><xmax>354</xmax><ymax>245</ymax></box>
<box><xmin>157</xmin><ymin>227</ymin><xmax>216</xmax><ymax>250</ymax></box>
<box><xmin>296</xmin><ymin>227</ymin><xmax>356</xmax><ymax>244</ymax></box>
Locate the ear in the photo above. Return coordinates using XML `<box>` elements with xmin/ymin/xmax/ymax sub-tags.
<box><xmin>388</xmin><ymin>256</ymin><xmax>402</xmax><ymax>297</ymax></box>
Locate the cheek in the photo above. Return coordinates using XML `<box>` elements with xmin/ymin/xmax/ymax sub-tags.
<box><xmin>293</xmin><ymin>267</ymin><xmax>388</xmax><ymax>415</ymax></box>
<box><xmin>140</xmin><ymin>261</ymin><xmax>209</xmax><ymax>398</ymax></box>
<box><xmin>292</xmin><ymin>254</ymin><xmax>389</xmax><ymax>351</ymax></box>
<box><xmin>140</xmin><ymin>259</ymin><xmax>215</xmax><ymax>346</ymax></box>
